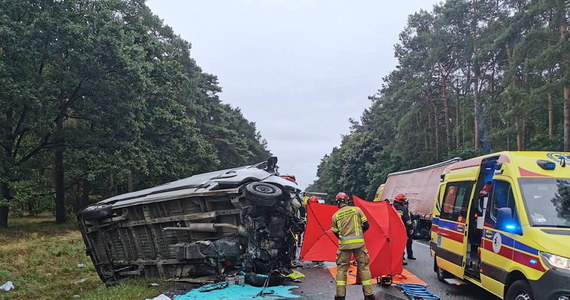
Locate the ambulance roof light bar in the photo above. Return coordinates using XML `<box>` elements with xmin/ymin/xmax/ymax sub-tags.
<box><xmin>537</xmin><ymin>159</ymin><xmax>556</xmax><ymax>170</ymax></box>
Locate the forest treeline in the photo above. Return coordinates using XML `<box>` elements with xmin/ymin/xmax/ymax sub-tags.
<box><xmin>308</xmin><ymin>0</ymin><xmax>570</xmax><ymax>201</ymax></box>
<box><xmin>0</xmin><ymin>0</ymin><xmax>271</xmax><ymax>227</ymax></box>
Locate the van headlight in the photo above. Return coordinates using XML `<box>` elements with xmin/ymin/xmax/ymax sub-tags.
<box><xmin>540</xmin><ymin>252</ymin><xmax>570</xmax><ymax>270</ymax></box>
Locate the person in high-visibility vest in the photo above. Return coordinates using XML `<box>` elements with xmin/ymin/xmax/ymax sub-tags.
<box><xmin>331</xmin><ymin>192</ymin><xmax>374</xmax><ymax>300</ymax></box>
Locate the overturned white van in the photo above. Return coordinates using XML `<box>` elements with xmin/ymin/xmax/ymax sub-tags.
<box><xmin>77</xmin><ymin>157</ymin><xmax>304</xmax><ymax>286</ymax></box>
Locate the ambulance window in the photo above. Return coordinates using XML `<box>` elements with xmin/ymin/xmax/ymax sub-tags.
<box><xmin>441</xmin><ymin>182</ymin><xmax>472</xmax><ymax>221</ymax></box>
<box><xmin>485</xmin><ymin>180</ymin><xmax>517</xmax><ymax>227</ymax></box>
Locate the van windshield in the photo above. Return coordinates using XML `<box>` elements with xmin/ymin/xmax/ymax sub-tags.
<box><xmin>519</xmin><ymin>178</ymin><xmax>570</xmax><ymax>227</ymax></box>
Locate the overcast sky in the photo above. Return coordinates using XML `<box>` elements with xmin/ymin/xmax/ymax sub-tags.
<box><xmin>146</xmin><ymin>0</ymin><xmax>441</xmax><ymax>190</ymax></box>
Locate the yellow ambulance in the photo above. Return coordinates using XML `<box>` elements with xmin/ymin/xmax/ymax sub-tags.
<box><xmin>431</xmin><ymin>151</ymin><xmax>570</xmax><ymax>300</ymax></box>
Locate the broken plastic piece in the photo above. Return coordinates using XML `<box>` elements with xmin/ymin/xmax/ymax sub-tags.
<box><xmin>286</xmin><ymin>270</ymin><xmax>305</xmax><ymax>280</ymax></box>
<box><xmin>0</xmin><ymin>281</ymin><xmax>14</xmax><ymax>291</ymax></box>
<box><xmin>145</xmin><ymin>294</ymin><xmax>171</xmax><ymax>300</ymax></box>
<box><xmin>198</xmin><ymin>281</ymin><xmax>228</xmax><ymax>292</ymax></box>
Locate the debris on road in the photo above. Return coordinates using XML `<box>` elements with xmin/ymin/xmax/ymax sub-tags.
<box><xmin>198</xmin><ymin>282</ymin><xmax>228</xmax><ymax>292</ymax></box>
<box><xmin>0</xmin><ymin>281</ymin><xmax>14</xmax><ymax>291</ymax></box>
<box><xmin>146</xmin><ymin>294</ymin><xmax>171</xmax><ymax>300</ymax></box>
<box><xmin>285</xmin><ymin>270</ymin><xmax>305</xmax><ymax>280</ymax></box>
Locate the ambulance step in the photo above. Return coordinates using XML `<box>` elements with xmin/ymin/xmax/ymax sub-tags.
<box><xmin>443</xmin><ymin>278</ymin><xmax>466</xmax><ymax>285</ymax></box>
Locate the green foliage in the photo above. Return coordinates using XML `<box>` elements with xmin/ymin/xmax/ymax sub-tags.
<box><xmin>310</xmin><ymin>0</ymin><xmax>570</xmax><ymax>199</ymax></box>
<box><xmin>0</xmin><ymin>0</ymin><xmax>270</xmax><ymax>224</ymax></box>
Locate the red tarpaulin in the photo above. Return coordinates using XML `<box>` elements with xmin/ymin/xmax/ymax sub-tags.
<box><xmin>299</xmin><ymin>197</ymin><xmax>407</xmax><ymax>277</ymax></box>
<box><xmin>353</xmin><ymin>196</ymin><xmax>407</xmax><ymax>277</ymax></box>
<box><xmin>299</xmin><ymin>202</ymin><xmax>339</xmax><ymax>262</ymax></box>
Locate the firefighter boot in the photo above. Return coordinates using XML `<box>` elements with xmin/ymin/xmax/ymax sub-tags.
<box><xmin>364</xmin><ymin>294</ymin><xmax>375</xmax><ymax>300</ymax></box>
<box><xmin>334</xmin><ymin>296</ymin><xmax>345</xmax><ymax>300</ymax></box>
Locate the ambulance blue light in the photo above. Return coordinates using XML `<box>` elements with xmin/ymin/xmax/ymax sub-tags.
<box><xmin>505</xmin><ymin>224</ymin><xmax>516</xmax><ymax>230</ymax></box>
<box><xmin>529</xmin><ymin>259</ymin><xmax>537</xmax><ymax>265</ymax></box>
<box><xmin>537</xmin><ymin>160</ymin><xmax>556</xmax><ymax>170</ymax></box>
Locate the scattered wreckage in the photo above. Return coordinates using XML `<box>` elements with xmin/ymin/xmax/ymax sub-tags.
<box><xmin>78</xmin><ymin>157</ymin><xmax>304</xmax><ymax>286</ymax></box>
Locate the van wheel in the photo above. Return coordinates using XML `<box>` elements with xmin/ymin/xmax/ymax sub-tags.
<box><xmin>81</xmin><ymin>204</ymin><xmax>113</xmax><ymax>221</ymax></box>
<box><xmin>506</xmin><ymin>280</ymin><xmax>533</xmax><ymax>300</ymax></box>
<box><xmin>245</xmin><ymin>182</ymin><xmax>282</xmax><ymax>206</ymax></box>
<box><xmin>434</xmin><ymin>257</ymin><xmax>451</xmax><ymax>282</ymax></box>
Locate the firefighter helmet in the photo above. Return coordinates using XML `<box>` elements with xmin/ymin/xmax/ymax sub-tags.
<box><xmin>335</xmin><ymin>192</ymin><xmax>350</xmax><ymax>204</ymax></box>
<box><xmin>394</xmin><ymin>193</ymin><xmax>407</xmax><ymax>203</ymax></box>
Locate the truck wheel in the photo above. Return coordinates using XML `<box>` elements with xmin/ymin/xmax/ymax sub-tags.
<box><xmin>434</xmin><ymin>257</ymin><xmax>451</xmax><ymax>282</ymax></box>
<box><xmin>506</xmin><ymin>280</ymin><xmax>533</xmax><ymax>300</ymax></box>
<box><xmin>245</xmin><ymin>182</ymin><xmax>282</xmax><ymax>206</ymax></box>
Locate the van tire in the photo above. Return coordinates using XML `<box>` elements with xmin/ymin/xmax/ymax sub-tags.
<box><xmin>434</xmin><ymin>257</ymin><xmax>451</xmax><ymax>282</ymax></box>
<box><xmin>506</xmin><ymin>280</ymin><xmax>533</xmax><ymax>300</ymax></box>
<box><xmin>81</xmin><ymin>204</ymin><xmax>113</xmax><ymax>221</ymax></box>
<box><xmin>245</xmin><ymin>182</ymin><xmax>282</xmax><ymax>206</ymax></box>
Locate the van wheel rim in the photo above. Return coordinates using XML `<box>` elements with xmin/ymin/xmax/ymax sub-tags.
<box><xmin>254</xmin><ymin>185</ymin><xmax>275</xmax><ymax>193</ymax></box>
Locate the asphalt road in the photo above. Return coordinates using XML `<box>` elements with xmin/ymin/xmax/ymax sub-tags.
<box><xmin>403</xmin><ymin>240</ymin><xmax>499</xmax><ymax>300</ymax></box>
<box><xmin>290</xmin><ymin>240</ymin><xmax>500</xmax><ymax>300</ymax></box>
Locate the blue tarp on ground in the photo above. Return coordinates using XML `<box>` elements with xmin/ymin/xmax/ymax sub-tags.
<box><xmin>174</xmin><ymin>284</ymin><xmax>301</xmax><ymax>300</ymax></box>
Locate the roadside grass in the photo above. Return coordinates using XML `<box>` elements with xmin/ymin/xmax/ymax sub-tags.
<box><xmin>0</xmin><ymin>214</ymin><xmax>171</xmax><ymax>300</ymax></box>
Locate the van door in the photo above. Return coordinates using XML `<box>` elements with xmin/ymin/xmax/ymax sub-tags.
<box><xmin>465</xmin><ymin>156</ymin><xmax>502</xmax><ymax>280</ymax></box>
<box><xmin>480</xmin><ymin>178</ymin><xmax>520</xmax><ymax>297</ymax></box>
<box><xmin>435</xmin><ymin>181</ymin><xmax>473</xmax><ymax>278</ymax></box>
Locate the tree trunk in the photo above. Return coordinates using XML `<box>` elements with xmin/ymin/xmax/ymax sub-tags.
<box><xmin>562</xmin><ymin>17</ymin><xmax>570</xmax><ymax>151</ymax></box>
<box><xmin>54</xmin><ymin>114</ymin><xmax>66</xmax><ymax>223</ymax></box>
<box><xmin>473</xmin><ymin>72</ymin><xmax>482</xmax><ymax>150</ymax></box>
<box><xmin>470</xmin><ymin>2</ymin><xmax>479</xmax><ymax>150</ymax></box>
<box><xmin>564</xmin><ymin>86</ymin><xmax>570</xmax><ymax>151</ymax></box>
<box><xmin>548</xmin><ymin>91</ymin><xmax>553</xmax><ymax>138</ymax></box>
<box><xmin>128</xmin><ymin>169</ymin><xmax>134</xmax><ymax>192</ymax></box>
<box><xmin>0</xmin><ymin>206</ymin><xmax>8</xmax><ymax>228</ymax></box>
<box><xmin>456</xmin><ymin>95</ymin><xmax>460</xmax><ymax>149</ymax></box>
<box><xmin>76</xmin><ymin>180</ymin><xmax>91</xmax><ymax>213</ymax></box>
<box><xmin>516</xmin><ymin>121</ymin><xmax>524</xmax><ymax>151</ymax></box>
<box><xmin>440</xmin><ymin>67</ymin><xmax>451</xmax><ymax>150</ymax></box>
<box><xmin>427</xmin><ymin>108</ymin><xmax>433</xmax><ymax>151</ymax></box>
<box><xmin>432</xmin><ymin>101</ymin><xmax>440</xmax><ymax>159</ymax></box>
<box><xmin>109</xmin><ymin>172</ymin><xmax>118</xmax><ymax>196</ymax></box>
<box><xmin>0</xmin><ymin>182</ymin><xmax>10</xmax><ymax>228</ymax></box>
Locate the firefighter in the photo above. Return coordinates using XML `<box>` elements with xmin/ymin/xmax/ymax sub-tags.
<box><xmin>331</xmin><ymin>192</ymin><xmax>374</xmax><ymax>300</ymax></box>
<box><xmin>393</xmin><ymin>194</ymin><xmax>415</xmax><ymax>264</ymax></box>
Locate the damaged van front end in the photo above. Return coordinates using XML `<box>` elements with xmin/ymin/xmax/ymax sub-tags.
<box><xmin>77</xmin><ymin>157</ymin><xmax>304</xmax><ymax>286</ymax></box>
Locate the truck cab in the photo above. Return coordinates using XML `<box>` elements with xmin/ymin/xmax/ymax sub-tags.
<box><xmin>431</xmin><ymin>151</ymin><xmax>570</xmax><ymax>300</ymax></box>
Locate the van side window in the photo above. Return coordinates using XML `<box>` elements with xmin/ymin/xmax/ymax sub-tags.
<box><xmin>441</xmin><ymin>182</ymin><xmax>472</xmax><ymax>221</ymax></box>
<box><xmin>485</xmin><ymin>180</ymin><xmax>517</xmax><ymax>227</ymax></box>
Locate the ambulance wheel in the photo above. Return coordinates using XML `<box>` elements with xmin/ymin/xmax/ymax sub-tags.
<box><xmin>506</xmin><ymin>280</ymin><xmax>533</xmax><ymax>300</ymax></box>
<box><xmin>434</xmin><ymin>258</ymin><xmax>451</xmax><ymax>282</ymax></box>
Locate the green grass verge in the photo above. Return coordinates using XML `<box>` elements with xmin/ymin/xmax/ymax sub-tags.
<box><xmin>0</xmin><ymin>214</ymin><xmax>172</xmax><ymax>300</ymax></box>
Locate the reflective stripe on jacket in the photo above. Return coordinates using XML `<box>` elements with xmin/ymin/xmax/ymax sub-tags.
<box><xmin>331</xmin><ymin>206</ymin><xmax>367</xmax><ymax>250</ymax></box>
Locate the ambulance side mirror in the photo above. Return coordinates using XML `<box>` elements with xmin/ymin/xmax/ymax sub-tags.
<box><xmin>496</xmin><ymin>207</ymin><xmax>522</xmax><ymax>235</ymax></box>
